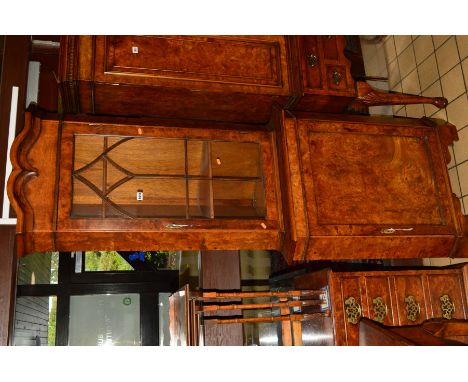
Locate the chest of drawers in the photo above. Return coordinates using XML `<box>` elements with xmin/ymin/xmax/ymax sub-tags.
<box><xmin>293</xmin><ymin>264</ymin><xmax>468</xmax><ymax>345</ymax></box>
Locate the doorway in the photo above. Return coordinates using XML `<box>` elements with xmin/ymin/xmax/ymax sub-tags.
<box><xmin>13</xmin><ymin>251</ymin><xmax>179</xmax><ymax>346</ymax></box>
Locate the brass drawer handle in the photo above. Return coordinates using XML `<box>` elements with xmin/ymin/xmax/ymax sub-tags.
<box><xmin>307</xmin><ymin>54</ymin><xmax>319</xmax><ymax>67</ymax></box>
<box><xmin>405</xmin><ymin>295</ymin><xmax>421</xmax><ymax>322</ymax></box>
<box><xmin>372</xmin><ymin>297</ymin><xmax>388</xmax><ymax>323</ymax></box>
<box><xmin>440</xmin><ymin>295</ymin><xmax>455</xmax><ymax>320</ymax></box>
<box><xmin>344</xmin><ymin>296</ymin><xmax>362</xmax><ymax>325</ymax></box>
<box><xmin>332</xmin><ymin>71</ymin><xmax>342</xmax><ymax>85</ymax></box>
<box><xmin>381</xmin><ymin>227</ymin><xmax>414</xmax><ymax>234</ymax></box>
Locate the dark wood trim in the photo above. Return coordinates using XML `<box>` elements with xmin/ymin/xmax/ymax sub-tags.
<box><xmin>17</xmin><ymin>284</ymin><xmax>59</xmax><ymax>296</ymax></box>
<box><xmin>70</xmin><ymin>269</ymin><xmax>179</xmax><ymax>286</ymax></box>
<box><xmin>0</xmin><ymin>36</ymin><xmax>30</xmax><ymax>217</ymax></box>
<box><xmin>141</xmin><ymin>293</ymin><xmax>158</xmax><ymax>346</ymax></box>
<box><xmin>199</xmin><ymin>250</ymin><xmax>243</xmax><ymax>346</ymax></box>
<box><xmin>0</xmin><ymin>225</ymin><xmax>16</xmax><ymax>345</ymax></box>
<box><xmin>69</xmin><ymin>282</ymin><xmax>178</xmax><ymax>295</ymax></box>
<box><xmin>240</xmin><ymin>279</ymin><xmax>271</xmax><ymax>287</ymax></box>
<box><xmin>55</xmin><ymin>252</ymin><xmax>73</xmax><ymax>345</ymax></box>
<box><xmin>55</xmin><ymin>293</ymin><xmax>69</xmax><ymax>346</ymax></box>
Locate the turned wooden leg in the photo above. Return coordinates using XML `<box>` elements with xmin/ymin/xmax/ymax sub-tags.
<box><xmin>352</xmin><ymin>81</ymin><xmax>448</xmax><ymax>109</ymax></box>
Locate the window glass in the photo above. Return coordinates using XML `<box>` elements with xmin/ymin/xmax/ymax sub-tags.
<box><xmin>13</xmin><ymin>296</ymin><xmax>57</xmax><ymax>346</ymax></box>
<box><xmin>17</xmin><ymin>252</ymin><xmax>58</xmax><ymax>285</ymax></box>
<box><xmin>85</xmin><ymin>251</ymin><xmax>134</xmax><ymax>271</ymax></box>
<box><xmin>68</xmin><ymin>294</ymin><xmax>140</xmax><ymax>346</ymax></box>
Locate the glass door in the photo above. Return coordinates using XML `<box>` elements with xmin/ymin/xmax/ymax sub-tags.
<box><xmin>68</xmin><ymin>294</ymin><xmax>140</xmax><ymax>346</ymax></box>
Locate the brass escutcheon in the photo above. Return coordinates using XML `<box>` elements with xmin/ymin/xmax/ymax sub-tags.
<box><xmin>405</xmin><ymin>295</ymin><xmax>421</xmax><ymax>322</ymax></box>
<box><xmin>332</xmin><ymin>71</ymin><xmax>342</xmax><ymax>85</ymax></box>
<box><xmin>440</xmin><ymin>295</ymin><xmax>455</xmax><ymax>320</ymax></box>
<box><xmin>344</xmin><ymin>296</ymin><xmax>362</xmax><ymax>325</ymax></box>
<box><xmin>307</xmin><ymin>54</ymin><xmax>318</xmax><ymax>67</ymax></box>
<box><xmin>372</xmin><ymin>297</ymin><xmax>388</xmax><ymax>323</ymax></box>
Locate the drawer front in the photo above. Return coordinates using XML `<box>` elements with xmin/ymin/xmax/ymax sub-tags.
<box><xmin>393</xmin><ymin>276</ymin><xmax>428</xmax><ymax>325</ymax></box>
<box><xmin>426</xmin><ymin>273</ymin><xmax>467</xmax><ymax>320</ymax></box>
<box><xmin>101</xmin><ymin>36</ymin><xmax>285</xmax><ymax>89</ymax></box>
<box><xmin>363</xmin><ymin>276</ymin><xmax>395</xmax><ymax>325</ymax></box>
<box><xmin>322</xmin><ymin>36</ymin><xmax>340</xmax><ymax>61</ymax></box>
<box><xmin>300</xmin><ymin>36</ymin><xmax>322</xmax><ymax>90</ymax></box>
<box><xmin>334</xmin><ymin>277</ymin><xmax>363</xmax><ymax>345</ymax></box>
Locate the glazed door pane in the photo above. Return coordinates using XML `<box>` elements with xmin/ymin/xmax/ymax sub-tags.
<box><xmin>72</xmin><ymin>134</ymin><xmax>266</xmax><ymax>220</ymax></box>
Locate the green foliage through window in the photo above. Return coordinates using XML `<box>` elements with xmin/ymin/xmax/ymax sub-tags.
<box><xmin>48</xmin><ymin>296</ymin><xmax>57</xmax><ymax>346</ymax></box>
<box><xmin>85</xmin><ymin>251</ymin><xmax>134</xmax><ymax>271</ymax></box>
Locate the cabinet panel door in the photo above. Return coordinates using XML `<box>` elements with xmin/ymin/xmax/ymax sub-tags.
<box><xmin>393</xmin><ymin>275</ymin><xmax>429</xmax><ymax>325</ymax></box>
<box><xmin>363</xmin><ymin>276</ymin><xmax>395</xmax><ymax>325</ymax></box>
<box><xmin>297</xmin><ymin>119</ymin><xmax>457</xmax><ymax>237</ymax></box>
<box><xmin>94</xmin><ymin>36</ymin><xmax>289</xmax><ymax>94</ymax></box>
<box><xmin>426</xmin><ymin>273</ymin><xmax>467</xmax><ymax>320</ymax></box>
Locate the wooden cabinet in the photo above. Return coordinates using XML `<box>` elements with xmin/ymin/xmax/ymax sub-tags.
<box><xmin>8</xmin><ymin>112</ymin><xmax>283</xmax><ymax>256</ymax></box>
<box><xmin>275</xmin><ymin>110</ymin><xmax>465</xmax><ymax>263</ymax></box>
<box><xmin>293</xmin><ymin>264</ymin><xmax>468</xmax><ymax>345</ymax></box>
<box><xmin>59</xmin><ymin>35</ymin><xmax>449</xmax><ymax>124</ymax></box>
<box><xmin>59</xmin><ymin>35</ymin><xmax>293</xmax><ymax>123</ymax></box>
<box><xmin>9</xmin><ymin>110</ymin><xmax>467</xmax><ymax>262</ymax></box>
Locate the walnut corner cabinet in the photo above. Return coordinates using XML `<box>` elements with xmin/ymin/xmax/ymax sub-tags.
<box><xmin>8</xmin><ymin>112</ymin><xmax>284</xmax><ymax>257</ymax></box>
<box><xmin>274</xmin><ymin>110</ymin><xmax>468</xmax><ymax>264</ymax></box>
<box><xmin>8</xmin><ymin>110</ymin><xmax>468</xmax><ymax>263</ymax></box>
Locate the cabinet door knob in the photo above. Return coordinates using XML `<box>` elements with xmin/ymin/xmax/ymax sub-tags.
<box><xmin>307</xmin><ymin>54</ymin><xmax>319</xmax><ymax>67</ymax></box>
<box><xmin>344</xmin><ymin>296</ymin><xmax>362</xmax><ymax>325</ymax></box>
<box><xmin>332</xmin><ymin>71</ymin><xmax>342</xmax><ymax>85</ymax></box>
<box><xmin>440</xmin><ymin>294</ymin><xmax>455</xmax><ymax>320</ymax></box>
<box><xmin>405</xmin><ymin>295</ymin><xmax>421</xmax><ymax>322</ymax></box>
<box><xmin>372</xmin><ymin>296</ymin><xmax>388</xmax><ymax>323</ymax></box>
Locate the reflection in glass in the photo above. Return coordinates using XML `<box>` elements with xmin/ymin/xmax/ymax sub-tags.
<box><xmin>17</xmin><ymin>252</ymin><xmax>58</xmax><ymax>285</ymax></box>
<box><xmin>68</xmin><ymin>294</ymin><xmax>141</xmax><ymax>346</ymax></box>
<box><xmin>13</xmin><ymin>296</ymin><xmax>57</xmax><ymax>346</ymax></box>
<box><xmin>84</xmin><ymin>251</ymin><xmax>134</xmax><ymax>272</ymax></box>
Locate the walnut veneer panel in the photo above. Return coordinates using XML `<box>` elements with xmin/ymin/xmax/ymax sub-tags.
<box><xmin>59</xmin><ymin>35</ymin><xmax>292</xmax><ymax>123</ymax></box>
<box><xmin>277</xmin><ymin>111</ymin><xmax>464</xmax><ymax>264</ymax></box>
<box><xmin>308</xmin><ymin>133</ymin><xmax>441</xmax><ymax>226</ymax></box>
<box><xmin>103</xmin><ymin>36</ymin><xmax>285</xmax><ymax>89</ymax></box>
<box><xmin>426</xmin><ymin>272</ymin><xmax>467</xmax><ymax>320</ymax></box>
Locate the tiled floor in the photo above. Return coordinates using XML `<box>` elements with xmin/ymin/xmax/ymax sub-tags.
<box><xmin>361</xmin><ymin>35</ymin><xmax>468</xmax><ymax>266</ymax></box>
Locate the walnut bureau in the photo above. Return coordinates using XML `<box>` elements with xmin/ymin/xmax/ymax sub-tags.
<box><xmin>293</xmin><ymin>264</ymin><xmax>468</xmax><ymax>345</ymax></box>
